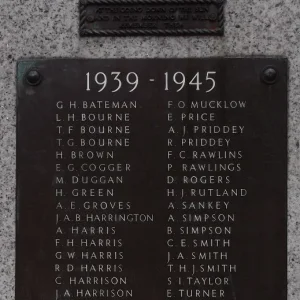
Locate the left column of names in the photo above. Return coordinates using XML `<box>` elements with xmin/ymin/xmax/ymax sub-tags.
<box><xmin>54</xmin><ymin>99</ymin><xmax>136</xmax><ymax>300</ymax></box>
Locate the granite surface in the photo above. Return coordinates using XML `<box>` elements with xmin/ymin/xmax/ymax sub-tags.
<box><xmin>0</xmin><ymin>0</ymin><xmax>299</xmax><ymax>299</ymax></box>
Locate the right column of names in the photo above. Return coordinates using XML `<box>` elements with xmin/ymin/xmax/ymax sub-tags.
<box><xmin>166</xmin><ymin>96</ymin><xmax>248</xmax><ymax>299</ymax></box>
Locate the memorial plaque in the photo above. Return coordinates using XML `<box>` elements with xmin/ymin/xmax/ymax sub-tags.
<box><xmin>79</xmin><ymin>0</ymin><xmax>225</xmax><ymax>36</ymax></box>
<box><xmin>16</xmin><ymin>58</ymin><xmax>287</xmax><ymax>300</ymax></box>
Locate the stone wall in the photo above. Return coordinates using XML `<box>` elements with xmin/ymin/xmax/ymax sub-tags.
<box><xmin>0</xmin><ymin>0</ymin><xmax>299</xmax><ymax>299</ymax></box>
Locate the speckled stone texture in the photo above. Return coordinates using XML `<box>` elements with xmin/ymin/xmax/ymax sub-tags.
<box><xmin>0</xmin><ymin>0</ymin><xmax>299</xmax><ymax>299</ymax></box>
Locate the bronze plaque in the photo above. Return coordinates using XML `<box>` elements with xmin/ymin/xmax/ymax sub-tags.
<box><xmin>79</xmin><ymin>0</ymin><xmax>225</xmax><ymax>36</ymax></box>
<box><xmin>17</xmin><ymin>58</ymin><xmax>287</xmax><ymax>300</ymax></box>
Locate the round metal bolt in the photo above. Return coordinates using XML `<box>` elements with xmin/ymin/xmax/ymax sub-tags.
<box><xmin>209</xmin><ymin>13</ymin><xmax>217</xmax><ymax>21</ymax></box>
<box><xmin>261</xmin><ymin>67</ymin><xmax>278</xmax><ymax>85</ymax></box>
<box><xmin>86</xmin><ymin>14</ymin><xmax>95</xmax><ymax>22</ymax></box>
<box><xmin>26</xmin><ymin>69</ymin><xmax>42</xmax><ymax>86</ymax></box>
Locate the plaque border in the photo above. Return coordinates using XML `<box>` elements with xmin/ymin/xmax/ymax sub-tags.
<box><xmin>79</xmin><ymin>0</ymin><xmax>225</xmax><ymax>36</ymax></box>
<box><xmin>16</xmin><ymin>57</ymin><xmax>287</xmax><ymax>300</ymax></box>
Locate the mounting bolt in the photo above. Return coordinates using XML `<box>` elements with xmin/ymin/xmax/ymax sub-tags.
<box><xmin>209</xmin><ymin>13</ymin><xmax>217</xmax><ymax>21</ymax></box>
<box><xmin>261</xmin><ymin>66</ymin><xmax>278</xmax><ymax>85</ymax></box>
<box><xmin>26</xmin><ymin>69</ymin><xmax>42</xmax><ymax>86</ymax></box>
<box><xmin>86</xmin><ymin>14</ymin><xmax>95</xmax><ymax>22</ymax></box>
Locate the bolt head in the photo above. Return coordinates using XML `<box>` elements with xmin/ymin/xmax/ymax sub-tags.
<box><xmin>86</xmin><ymin>14</ymin><xmax>95</xmax><ymax>22</ymax></box>
<box><xmin>209</xmin><ymin>13</ymin><xmax>217</xmax><ymax>21</ymax></box>
<box><xmin>262</xmin><ymin>67</ymin><xmax>278</xmax><ymax>85</ymax></box>
<box><xmin>26</xmin><ymin>69</ymin><xmax>42</xmax><ymax>86</ymax></box>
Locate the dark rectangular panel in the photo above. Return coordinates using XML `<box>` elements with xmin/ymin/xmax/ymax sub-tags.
<box><xmin>16</xmin><ymin>58</ymin><xmax>287</xmax><ymax>300</ymax></box>
<box><xmin>79</xmin><ymin>0</ymin><xmax>224</xmax><ymax>36</ymax></box>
